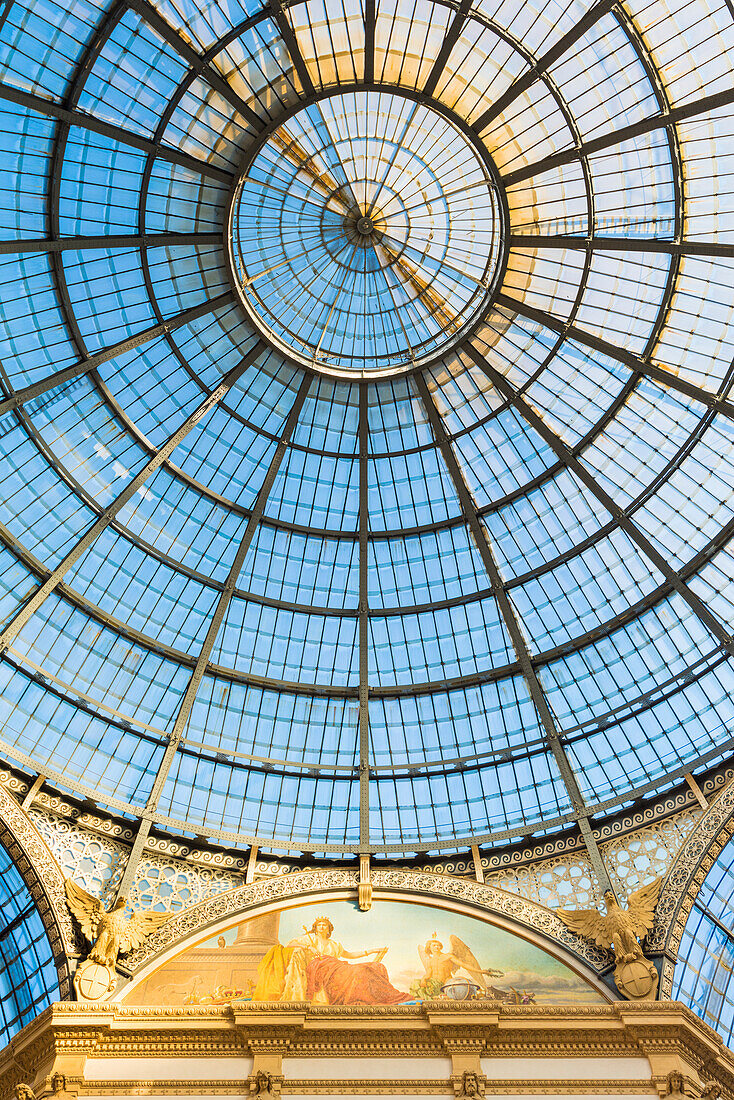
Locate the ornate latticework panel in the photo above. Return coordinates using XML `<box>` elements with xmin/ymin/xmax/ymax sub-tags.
<box><xmin>31</xmin><ymin>809</ymin><xmax>128</xmax><ymax>904</ymax></box>
<box><xmin>602</xmin><ymin>809</ymin><xmax>703</xmax><ymax>896</ymax></box>
<box><xmin>413</xmin><ymin>803</ymin><xmax>703</xmax><ymax>911</ymax></box>
<box><xmin>485</xmin><ymin>852</ymin><xmax>600</xmax><ymax>910</ymax></box>
<box><xmin>482</xmin><ymin>810</ymin><xmax>701</xmax><ymax>910</ymax></box>
<box><xmin>31</xmin><ymin>809</ymin><xmax>245</xmax><ymax>913</ymax></box>
<box><xmin>130</xmin><ymin>856</ymin><xmax>244</xmax><ymax>913</ymax></box>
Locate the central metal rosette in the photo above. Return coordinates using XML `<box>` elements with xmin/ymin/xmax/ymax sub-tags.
<box><xmin>342</xmin><ymin>205</ymin><xmax>387</xmax><ymax>249</ymax></box>
<box><xmin>228</xmin><ymin>89</ymin><xmax>505</xmax><ymax>378</ymax></box>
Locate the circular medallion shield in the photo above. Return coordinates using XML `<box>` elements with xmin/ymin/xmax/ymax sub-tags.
<box><xmin>614</xmin><ymin>958</ymin><xmax>658</xmax><ymax>1001</ymax></box>
<box><xmin>74</xmin><ymin>959</ymin><xmax>116</xmax><ymax>1002</ymax></box>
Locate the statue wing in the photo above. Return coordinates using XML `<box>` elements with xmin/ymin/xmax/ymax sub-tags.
<box><xmin>418</xmin><ymin>942</ymin><xmax>430</xmax><ymax>974</ymax></box>
<box><xmin>625</xmin><ymin>877</ymin><xmax>662</xmax><ymax>938</ymax></box>
<box><xmin>64</xmin><ymin>878</ymin><xmax>105</xmax><ymax>943</ymax></box>
<box><xmin>118</xmin><ymin>909</ymin><xmax>170</xmax><ymax>953</ymax></box>
<box><xmin>556</xmin><ymin>907</ymin><xmax>610</xmax><ymax>948</ymax></box>
<box><xmin>449</xmin><ymin>935</ymin><xmax>484</xmax><ymax>977</ymax></box>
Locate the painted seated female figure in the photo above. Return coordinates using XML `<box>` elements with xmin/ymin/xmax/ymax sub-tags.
<box><xmin>254</xmin><ymin>917</ymin><xmax>407</xmax><ymax>1005</ymax></box>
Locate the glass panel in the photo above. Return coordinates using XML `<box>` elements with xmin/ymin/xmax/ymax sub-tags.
<box><xmin>0</xmin><ymin>0</ymin><xmax>732</xmax><ymax>856</ymax></box>
<box><xmin>673</xmin><ymin>831</ymin><xmax>734</xmax><ymax>1046</ymax></box>
<box><xmin>0</xmin><ymin>841</ymin><xmax>59</xmax><ymax>1046</ymax></box>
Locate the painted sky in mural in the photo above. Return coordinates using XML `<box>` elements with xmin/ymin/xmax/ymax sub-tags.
<box><xmin>123</xmin><ymin>899</ymin><xmax>606</xmax><ymax>1007</ymax></box>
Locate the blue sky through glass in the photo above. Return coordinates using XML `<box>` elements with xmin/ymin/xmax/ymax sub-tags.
<box><xmin>230</xmin><ymin>90</ymin><xmax>503</xmax><ymax>376</ymax></box>
<box><xmin>0</xmin><ymin>0</ymin><xmax>732</xmax><ymax>854</ymax></box>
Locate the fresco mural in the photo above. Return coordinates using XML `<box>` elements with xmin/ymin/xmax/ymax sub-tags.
<box><xmin>122</xmin><ymin>899</ymin><xmax>607</xmax><ymax>1007</ymax></box>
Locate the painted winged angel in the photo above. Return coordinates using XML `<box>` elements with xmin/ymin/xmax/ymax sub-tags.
<box><xmin>419</xmin><ymin>933</ymin><xmax>504</xmax><ymax>991</ymax></box>
<box><xmin>65</xmin><ymin>878</ymin><xmax>169</xmax><ymax>967</ymax></box>
<box><xmin>556</xmin><ymin>878</ymin><xmax>662</xmax><ymax>964</ymax></box>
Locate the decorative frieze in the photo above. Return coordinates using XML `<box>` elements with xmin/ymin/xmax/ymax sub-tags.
<box><xmin>1</xmin><ymin>1003</ymin><xmax>732</xmax><ymax>1100</ymax></box>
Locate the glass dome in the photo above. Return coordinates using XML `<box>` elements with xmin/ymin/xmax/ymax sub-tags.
<box><xmin>228</xmin><ymin>89</ymin><xmax>505</xmax><ymax>376</ymax></box>
<box><xmin>0</xmin><ymin>0</ymin><xmax>733</xmax><ymax>856</ymax></box>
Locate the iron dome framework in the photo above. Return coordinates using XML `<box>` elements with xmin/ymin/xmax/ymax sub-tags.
<box><xmin>0</xmin><ymin>0</ymin><xmax>731</xmax><ymax>886</ymax></box>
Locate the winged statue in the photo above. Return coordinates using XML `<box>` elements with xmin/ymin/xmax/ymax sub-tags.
<box><xmin>65</xmin><ymin>878</ymin><xmax>169</xmax><ymax>968</ymax></box>
<box><xmin>556</xmin><ymin>878</ymin><xmax>662</xmax><ymax>965</ymax></box>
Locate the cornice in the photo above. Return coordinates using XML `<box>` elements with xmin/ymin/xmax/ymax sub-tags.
<box><xmin>4</xmin><ymin>1001</ymin><xmax>731</xmax><ymax>1038</ymax></box>
<box><xmin>30</xmin><ymin>1085</ymin><xmax>662</xmax><ymax>1098</ymax></box>
<box><xmin>2</xmin><ymin>1003</ymin><xmax>733</xmax><ymax>1100</ymax></box>
<box><xmin>281</xmin><ymin>1084</ymin><xmax>656</xmax><ymax>1096</ymax></box>
<box><xmin>65</xmin><ymin>1082</ymin><xmax>663</xmax><ymax>1097</ymax></box>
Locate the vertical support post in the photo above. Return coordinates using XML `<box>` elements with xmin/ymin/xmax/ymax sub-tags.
<box><xmin>246</xmin><ymin>845</ymin><xmax>259</xmax><ymax>884</ymax></box>
<box><xmin>116</xmin><ymin>818</ymin><xmax>152</xmax><ymax>901</ymax></box>
<box><xmin>358</xmin><ymin>383</ymin><xmax>370</xmax><ymax>851</ymax></box>
<box><xmin>359</xmin><ymin>853</ymin><xmax>372</xmax><ymax>910</ymax></box>
<box><xmin>364</xmin><ymin>0</ymin><xmax>375</xmax><ymax>85</ymax></box>
<box><xmin>20</xmin><ymin>774</ymin><xmax>45</xmax><ymax>811</ymax></box>
<box><xmin>684</xmin><ymin>773</ymin><xmax>708</xmax><ymax>809</ymax></box>
<box><xmin>471</xmin><ymin>844</ymin><xmax>485</xmax><ymax>884</ymax></box>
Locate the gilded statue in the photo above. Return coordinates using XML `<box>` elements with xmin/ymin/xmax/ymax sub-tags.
<box><xmin>14</xmin><ymin>1086</ymin><xmax>36</xmax><ymax>1100</ymax></box>
<box><xmin>65</xmin><ymin>878</ymin><xmax>169</xmax><ymax>1001</ymax></box>
<box><xmin>65</xmin><ymin>879</ymin><xmax>169</xmax><ymax>967</ymax></box>
<box><xmin>557</xmin><ymin>878</ymin><xmax>662</xmax><ymax>1000</ymax></box>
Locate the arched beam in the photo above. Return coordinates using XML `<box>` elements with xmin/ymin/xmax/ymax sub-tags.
<box><xmin>117</xmin><ymin>866</ymin><xmax>613</xmax><ymax>985</ymax></box>
<box><xmin>0</xmin><ymin>779</ymin><xmax>77</xmax><ymax>997</ymax></box>
<box><xmin>648</xmin><ymin>774</ymin><xmax>734</xmax><ymax>998</ymax></box>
